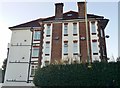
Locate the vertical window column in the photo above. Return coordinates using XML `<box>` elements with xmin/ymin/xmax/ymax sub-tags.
<box><xmin>64</xmin><ymin>23</ymin><xmax>68</xmax><ymax>36</ymax></box>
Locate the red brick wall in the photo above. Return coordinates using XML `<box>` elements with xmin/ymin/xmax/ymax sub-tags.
<box><xmin>79</xmin><ymin>22</ymin><xmax>91</xmax><ymax>63</ymax></box>
<box><xmin>51</xmin><ymin>23</ymin><xmax>62</xmax><ymax>63</ymax></box>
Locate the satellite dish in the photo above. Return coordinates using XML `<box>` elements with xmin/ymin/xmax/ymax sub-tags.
<box><xmin>105</xmin><ymin>35</ymin><xmax>110</xmax><ymax>38</ymax></box>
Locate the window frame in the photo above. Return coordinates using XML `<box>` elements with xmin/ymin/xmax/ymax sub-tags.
<box><xmin>73</xmin><ymin>23</ymin><xmax>77</xmax><ymax>36</ymax></box>
<box><xmin>33</xmin><ymin>31</ymin><xmax>41</xmax><ymax>40</ymax></box>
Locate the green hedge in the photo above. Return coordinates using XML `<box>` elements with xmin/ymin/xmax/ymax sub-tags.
<box><xmin>33</xmin><ymin>62</ymin><xmax>120</xmax><ymax>87</ymax></box>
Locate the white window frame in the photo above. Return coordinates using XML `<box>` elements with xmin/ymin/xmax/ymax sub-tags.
<box><xmin>32</xmin><ymin>47</ymin><xmax>39</xmax><ymax>57</ymax></box>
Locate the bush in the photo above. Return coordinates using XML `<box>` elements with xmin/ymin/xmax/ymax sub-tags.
<box><xmin>33</xmin><ymin>62</ymin><xmax>120</xmax><ymax>87</ymax></box>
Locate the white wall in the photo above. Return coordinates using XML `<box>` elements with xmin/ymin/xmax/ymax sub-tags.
<box><xmin>3</xmin><ymin>29</ymin><xmax>33</xmax><ymax>86</ymax></box>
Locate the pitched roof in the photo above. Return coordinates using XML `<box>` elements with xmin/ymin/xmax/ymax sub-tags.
<box><xmin>9</xmin><ymin>10</ymin><xmax>105</xmax><ymax>29</ymax></box>
<box><xmin>43</xmin><ymin>11</ymin><xmax>104</xmax><ymax>21</ymax></box>
<box><xmin>9</xmin><ymin>18</ymin><xmax>44</xmax><ymax>29</ymax></box>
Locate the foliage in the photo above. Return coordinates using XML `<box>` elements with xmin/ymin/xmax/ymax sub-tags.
<box><xmin>33</xmin><ymin>62</ymin><xmax>120</xmax><ymax>87</ymax></box>
<box><xmin>2</xmin><ymin>58</ymin><xmax>7</xmax><ymax>83</ymax></box>
<box><xmin>117</xmin><ymin>57</ymin><xmax>120</xmax><ymax>62</ymax></box>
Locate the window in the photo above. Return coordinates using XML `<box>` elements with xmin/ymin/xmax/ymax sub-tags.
<box><xmin>46</xmin><ymin>25</ymin><xmax>51</xmax><ymax>37</ymax></box>
<box><xmin>32</xmin><ymin>47</ymin><xmax>39</xmax><ymax>57</ymax></box>
<box><xmin>91</xmin><ymin>22</ymin><xmax>96</xmax><ymax>35</ymax></box>
<box><xmin>31</xmin><ymin>65</ymin><xmax>37</xmax><ymax>76</ymax></box>
<box><xmin>100</xmin><ymin>29</ymin><xmax>103</xmax><ymax>37</ymax></box>
<box><xmin>64</xmin><ymin>24</ymin><xmax>68</xmax><ymax>36</ymax></box>
<box><xmin>92</xmin><ymin>40</ymin><xmax>98</xmax><ymax>55</ymax></box>
<box><xmin>45</xmin><ymin>60</ymin><xmax>49</xmax><ymax>66</ymax></box>
<box><xmin>67</xmin><ymin>14</ymin><xmax>72</xmax><ymax>16</ymax></box>
<box><xmin>33</xmin><ymin>31</ymin><xmax>41</xmax><ymax>40</ymax></box>
<box><xmin>102</xmin><ymin>46</ymin><xmax>105</xmax><ymax>56</ymax></box>
<box><xmin>64</xmin><ymin>41</ymin><xmax>68</xmax><ymax>55</ymax></box>
<box><xmin>45</xmin><ymin>42</ymin><xmax>50</xmax><ymax>55</ymax></box>
<box><xmin>73</xmin><ymin>41</ymin><xmax>78</xmax><ymax>54</ymax></box>
<box><xmin>73</xmin><ymin>23</ymin><xmax>77</xmax><ymax>35</ymax></box>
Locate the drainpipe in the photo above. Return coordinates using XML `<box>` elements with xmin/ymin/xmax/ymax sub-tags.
<box><xmin>85</xmin><ymin>0</ymin><xmax>91</xmax><ymax>66</ymax></box>
<box><xmin>27</xmin><ymin>27</ymin><xmax>34</xmax><ymax>83</ymax></box>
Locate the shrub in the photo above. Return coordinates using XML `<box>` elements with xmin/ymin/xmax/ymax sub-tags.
<box><xmin>33</xmin><ymin>62</ymin><xmax>120</xmax><ymax>87</ymax></box>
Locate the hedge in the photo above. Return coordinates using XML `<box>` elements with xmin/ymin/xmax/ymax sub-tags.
<box><xmin>33</xmin><ymin>62</ymin><xmax>120</xmax><ymax>87</ymax></box>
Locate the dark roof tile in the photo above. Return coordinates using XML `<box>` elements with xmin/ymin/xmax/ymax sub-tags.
<box><xmin>9</xmin><ymin>10</ymin><xmax>104</xmax><ymax>29</ymax></box>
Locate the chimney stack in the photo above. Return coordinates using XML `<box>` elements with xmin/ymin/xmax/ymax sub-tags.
<box><xmin>55</xmin><ymin>3</ymin><xmax>64</xmax><ymax>19</ymax></box>
<box><xmin>77</xmin><ymin>2</ymin><xmax>85</xmax><ymax>18</ymax></box>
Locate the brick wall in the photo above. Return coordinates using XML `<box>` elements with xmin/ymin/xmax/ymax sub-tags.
<box><xmin>51</xmin><ymin>23</ymin><xmax>62</xmax><ymax>63</ymax></box>
<box><xmin>79</xmin><ymin>22</ymin><xmax>92</xmax><ymax>63</ymax></box>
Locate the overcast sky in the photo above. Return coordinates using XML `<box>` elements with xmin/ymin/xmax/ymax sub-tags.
<box><xmin>0</xmin><ymin>0</ymin><xmax>119</xmax><ymax>67</ymax></box>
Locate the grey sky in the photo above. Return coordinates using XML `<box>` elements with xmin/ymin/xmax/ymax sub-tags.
<box><xmin>0</xmin><ymin>1</ymin><xmax>118</xmax><ymax>67</ymax></box>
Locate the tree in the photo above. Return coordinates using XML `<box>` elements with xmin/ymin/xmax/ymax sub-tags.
<box><xmin>2</xmin><ymin>58</ymin><xmax>7</xmax><ymax>83</ymax></box>
<box><xmin>117</xmin><ymin>57</ymin><xmax>120</xmax><ymax>62</ymax></box>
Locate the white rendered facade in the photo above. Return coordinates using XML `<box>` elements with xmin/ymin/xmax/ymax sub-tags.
<box><xmin>3</xmin><ymin>29</ymin><xmax>34</xmax><ymax>86</ymax></box>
